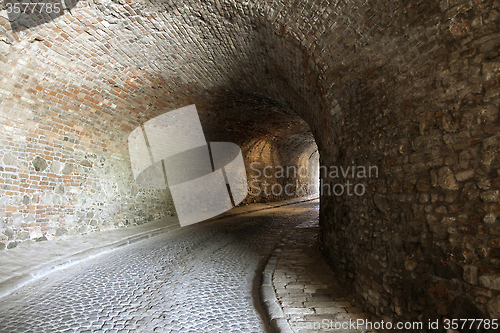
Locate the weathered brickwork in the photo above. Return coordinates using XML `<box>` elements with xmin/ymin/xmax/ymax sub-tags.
<box><xmin>0</xmin><ymin>0</ymin><xmax>499</xmax><ymax>328</ymax></box>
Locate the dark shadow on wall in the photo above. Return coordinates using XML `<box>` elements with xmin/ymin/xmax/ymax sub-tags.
<box><xmin>5</xmin><ymin>0</ymin><xmax>78</xmax><ymax>32</ymax></box>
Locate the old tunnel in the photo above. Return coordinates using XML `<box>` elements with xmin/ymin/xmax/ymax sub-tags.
<box><xmin>1</xmin><ymin>0</ymin><xmax>500</xmax><ymax>329</ymax></box>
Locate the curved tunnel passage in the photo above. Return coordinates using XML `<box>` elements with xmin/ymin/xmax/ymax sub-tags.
<box><xmin>1</xmin><ymin>0</ymin><xmax>500</xmax><ymax>329</ymax></box>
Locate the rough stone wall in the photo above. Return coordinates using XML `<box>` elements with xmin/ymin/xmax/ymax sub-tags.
<box><xmin>0</xmin><ymin>132</ymin><xmax>172</xmax><ymax>249</ymax></box>
<box><xmin>1</xmin><ymin>0</ymin><xmax>500</xmax><ymax>327</ymax></box>
<box><xmin>314</xmin><ymin>0</ymin><xmax>500</xmax><ymax>326</ymax></box>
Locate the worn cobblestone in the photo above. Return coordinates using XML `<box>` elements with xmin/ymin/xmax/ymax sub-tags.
<box><xmin>0</xmin><ymin>201</ymin><xmax>318</xmax><ymax>332</ymax></box>
<box><xmin>261</xmin><ymin>218</ymin><xmax>379</xmax><ymax>333</ymax></box>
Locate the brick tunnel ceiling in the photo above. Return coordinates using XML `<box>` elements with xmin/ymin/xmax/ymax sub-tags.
<box><xmin>3</xmin><ymin>0</ymin><xmax>321</xmax><ymax>156</ymax></box>
<box><xmin>198</xmin><ymin>93</ymin><xmax>314</xmax><ymax>153</ymax></box>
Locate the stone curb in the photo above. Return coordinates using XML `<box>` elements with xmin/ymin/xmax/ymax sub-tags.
<box><xmin>258</xmin><ymin>221</ymin><xmax>380</xmax><ymax>333</ymax></box>
<box><xmin>260</xmin><ymin>239</ymin><xmax>295</xmax><ymax>333</ymax></box>
<box><xmin>0</xmin><ymin>197</ymin><xmax>318</xmax><ymax>300</ymax></box>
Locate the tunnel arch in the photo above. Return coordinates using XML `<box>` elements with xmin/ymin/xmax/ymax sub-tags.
<box><xmin>1</xmin><ymin>0</ymin><xmax>500</xmax><ymax>327</ymax></box>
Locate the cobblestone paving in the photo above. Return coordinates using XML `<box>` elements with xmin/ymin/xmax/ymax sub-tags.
<box><xmin>0</xmin><ymin>201</ymin><xmax>319</xmax><ymax>333</ymax></box>
<box><xmin>269</xmin><ymin>220</ymin><xmax>379</xmax><ymax>333</ymax></box>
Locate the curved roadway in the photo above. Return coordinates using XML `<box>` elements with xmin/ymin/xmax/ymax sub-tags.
<box><xmin>0</xmin><ymin>201</ymin><xmax>318</xmax><ymax>333</ymax></box>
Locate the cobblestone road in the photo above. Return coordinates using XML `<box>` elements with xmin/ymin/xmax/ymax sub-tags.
<box><xmin>0</xmin><ymin>201</ymin><xmax>318</xmax><ymax>333</ymax></box>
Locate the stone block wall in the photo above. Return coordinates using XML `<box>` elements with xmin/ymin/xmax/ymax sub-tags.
<box><xmin>0</xmin><ymin>99</ymin><xmax>174</xmax><ymax>250</ymax></box>
<box><xmin>312</xmin><ymin>0</ymin><xmax>500</xmax><ymax>326</ymax></box>
<box><xmin>0</xmin><ymin>127</ymin><xmax>171</xmax><ymax>249</ymax></box>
